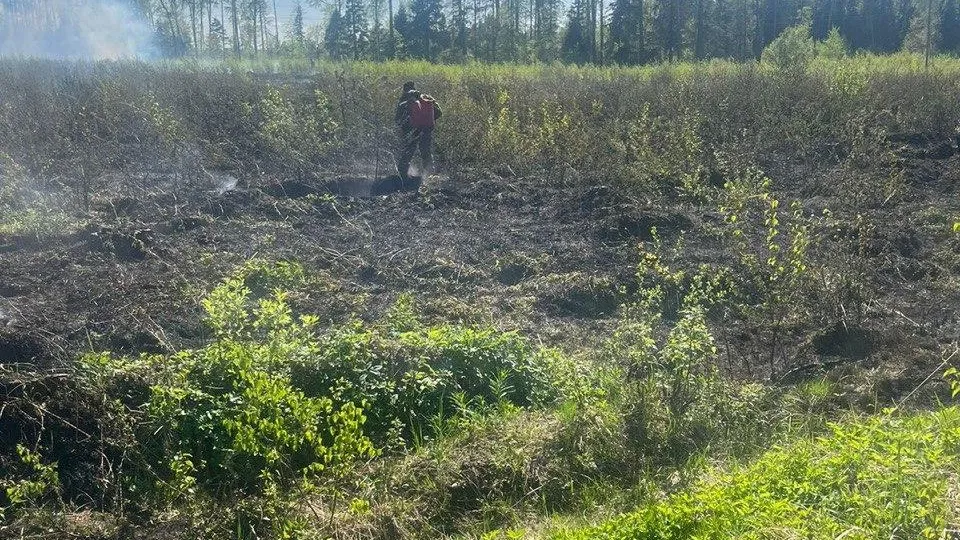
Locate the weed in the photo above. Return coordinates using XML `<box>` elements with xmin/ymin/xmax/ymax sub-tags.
<box><xmin>554</xmin><ymin>408</ymin><xmax>960</xmax><ymax>540</ymax></box>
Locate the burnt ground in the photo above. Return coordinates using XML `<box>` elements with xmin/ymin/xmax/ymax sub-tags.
<box><xmin>0</xmin><ymin>170</ymin><xmax>651</xmax><ymax>362</ymax></box>
<box><xmin>2</xmin><ymin>136</ymin><xmax>960</xmax><ymax>394</ymax></box>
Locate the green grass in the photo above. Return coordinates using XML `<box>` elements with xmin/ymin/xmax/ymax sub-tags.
<box><xmin>549</xmin><ymin>407</ymin><xmax>960</xmax><ymax>540</ymax></box>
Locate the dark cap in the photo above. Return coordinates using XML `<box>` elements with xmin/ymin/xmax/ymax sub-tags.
<box><xmin>402</xmin><ymin>81</ymin><xmax>416</xmax><ymax>92</ymax></box>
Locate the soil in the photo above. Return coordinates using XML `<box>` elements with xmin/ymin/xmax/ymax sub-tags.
<box><xmin>2</xmin><ymin>136</ymin><xmax>960</xmax><ymax>392</ymax></box>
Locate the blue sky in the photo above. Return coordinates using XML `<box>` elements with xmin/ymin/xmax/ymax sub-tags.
<box><xmin>272</xmin><ymin>0</ymin><xmax>330</xmax><ymax>32</ymax></box>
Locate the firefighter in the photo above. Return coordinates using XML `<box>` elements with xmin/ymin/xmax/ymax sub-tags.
<box><xmin>395</xmin><ymin>81</ymin><xmax>442</xmax><ymax>180</ymax></box>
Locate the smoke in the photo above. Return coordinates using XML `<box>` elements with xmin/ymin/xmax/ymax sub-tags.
<box><xmin>0</xmin><ymin>0</ymin><xmax>154</xmax><ymax>59</ymax></box>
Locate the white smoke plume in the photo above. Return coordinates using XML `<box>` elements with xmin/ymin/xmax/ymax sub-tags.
<box><xmin>0</xmin><ymin>0</ymin><xmax>154</xmax><ymax>59</ymax></box>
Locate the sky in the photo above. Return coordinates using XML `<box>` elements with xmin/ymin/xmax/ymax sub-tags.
<box><xmin>272</xmin><ymin>0</ymin><xmax>331</xmax><ymax>33</ymax></box>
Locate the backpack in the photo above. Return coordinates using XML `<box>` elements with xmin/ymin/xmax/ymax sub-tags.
<box><xmin>409</xmin><ymin>97</ymin><xmax>436</xmax><ymax>128</ymax></box>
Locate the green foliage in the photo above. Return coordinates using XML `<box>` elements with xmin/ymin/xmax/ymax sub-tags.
<box><xmin>146</xmin><ymin>96</ymin><xmax>188</xmax><ymax>149</ymax></box>
<box><xmin>818</xmin><ymin>28</ymin><xmax>849</xmax><ymax>60</ymax></box>
<box><xmin>477</xmin><ymin>90</ymin><xmax>588</xmax><ymax>172</ymax></box>
<box><xmin>553</xmin><ymin>408</ymin><xmax>960</xmax><ymax>539</ymax></box>
<box><xmin>78</xmin><ymin>263</ymin><xmax>555</xmax><ymax>515</ymax></box>
<box><xmin>1</xmin><ymin>445</ymin><xmax>60</xmax><ymax>511</ymax></box>
<box><xmin>2</xmin><ymin>58</ymin><xmax>960</xmax><ymax>195</ymax></box>
<box><xmin>246</xmin><ymin>86</ymin><xmax>341</xmax><ymax>176</ymax></box>
<box><xmin>610</xmin><ymin>106</ymin><xmax>708</xmax><ymax>198</ymax></box>
<box><xmin>762</xmin><ymin>22</ymin><xmax>815</xmax><ymax>71</ymax></box>
<box><xmin>719</xmin><ymin>164</ymin><xmax>812</xmax><ymax>371</ymax></box>
<box><xmin>291</xmin><ymin>302</ymin><xmax>554</xmax><ymax>444</ymax></box>
<box><xmin>946</xmin><ymin>367</ymin><xmax>960</xmax><ymax>399</ymax></box>
<box><xmin>78</xmin><ymin>271</ymin><xmax>375</xmax><ymax>504</ymax></box>
<box><xmin>0</xmin><ymin>153</ymin><xmax>77</xmax><ymax>240</ymax></box>
<box><xmin>601</xmin><ymin>241</ymin><xmax>735</xmax><ymax>461</ymax></box>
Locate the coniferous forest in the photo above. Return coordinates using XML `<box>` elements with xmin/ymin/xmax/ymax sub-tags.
<box><xmin>3</xmin><ymin>0</ymin><xmax>960</xmax><ymax>63</ymax></box>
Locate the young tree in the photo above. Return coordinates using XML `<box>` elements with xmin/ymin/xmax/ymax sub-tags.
<box><xmin>210</xmin><ymin>15</ymin><xmax>227</xmax><ymax>52</ymax></box>
<box><xmin>324</xmin><ymin>8</ymin><xmax>348</xmax><ymax>58</ymax></box>
<box><xmin>291</xmin><ymin>1</ymin><xmax>305</xmax><ymax>45</ymax></box>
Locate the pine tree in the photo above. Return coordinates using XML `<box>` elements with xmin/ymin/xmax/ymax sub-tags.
<box><xmin>451</xmin><ymin>0</ymin><xmax>469</xmax><ymax>55</ymax></box>
<box><xmin>401</xmin><ymin>0</ymin><xmax>447</xmax><ymax>59</ymax></box>
<box><xmin>651</xmin><ymin>0</ymin><xmax>685</xmax><ymax>61</ymax></box>
<box><xmin>561</xmin><ymin>0</ymin><xmax>592</xmax><ymax>63</ymax></box>
<box><xmin>812</xmin><ymin>0</ymin><xmax>842</xmax><ymax>40</ymax></box>
<box><xmin>709</xmin><ymin>0</ymin><xmax>738</xmax><ymax>58</ymax></box>
<box><xmin>608</xmin><ymin>0</ymin><xmax>644</xmax><ymax>64</ymax></box>
<box><xmin>533</xmin><ymin>0</ymin><xmax>561</xmax><ymax>60</ymax></box>
<box><xmin>939</xmin><ymin>0</ymin><xmax>960</xmax><ymax>54</ymax></box>
<box><xmin>754</xmin><ymin>0</ymin><xmax>804</xmax><ymax>56</ymax></box>
<box><xmin>324</xmin><ymin>9</ymin><xmax>348</xmax><ymax>58</ymax></box>
<box><xmin>231</xmin><ymin>0</ymin><xmax>241</xmax><ymax>57</ymax></box>
<box><xmin>343</xmin><ymin>0</ymin><xmax>369</xmax><ymax>58</ymax></box>
<box><xmin>291</xmin><ymin>2</ymin><xmax>305</xmax><ymax>45</ymax></box>
<box><xmin>368</xmin><ymin>0</ymin><xmax>386</xmax><ymax>58</ymax></box>
<box><xmin>862</xmin><ymin>0</ymin><xmax>898</xmax><ymax>52</ymax></box>
<box><xmin>692</xmin><ymin>0</ymin><xmax>706</xmax><ymax>59</ymax></box>
<box><xmin>896</xmin><ymin>0</ymin><xmax>916</xmax><ymax>44</ymax></box>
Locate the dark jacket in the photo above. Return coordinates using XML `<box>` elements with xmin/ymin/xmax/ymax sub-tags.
<box><xmin>395</xmin><ymin>90</ymin><xmax>442</xmax><ymax>132</ymax></box>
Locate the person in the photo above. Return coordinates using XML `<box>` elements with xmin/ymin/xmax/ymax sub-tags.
<box><xmin>394</xmin><ymin>81</ymin><xmax>442</xmax><ymax>180</ymax></box>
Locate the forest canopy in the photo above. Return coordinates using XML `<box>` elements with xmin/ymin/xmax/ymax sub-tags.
<box><xmin>1</xmin><ymin>0</ymin><xmax>959</xmax><ymax>64</ymax></box>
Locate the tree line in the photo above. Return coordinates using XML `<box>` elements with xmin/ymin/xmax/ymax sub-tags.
<box><xmin>3</xmin><ymin>0</ymin><xmax>960</xmax><ymax>63</ymax></box>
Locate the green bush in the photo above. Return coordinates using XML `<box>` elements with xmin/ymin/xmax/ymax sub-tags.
<box><xmin>762</xmin><ymin>23</ymin><xmax>815</xmax><ymax>71</ymax></box>
<box><xmin>77</xmin><ymin>265</ymin><xmax>556</xmax><ymax>505</ymax></box>
<box><xmin>290</xmin><ymin>298</ymin><xmax>555</xmax><ymax>445</ymax></box>
<box><xmin>2</xmin><ymin>57</ymin><xmax>959</xmax><ymax>197</ymax></box>
<box><xmin>1</xmin><ymin>445</ymin><xmax>60</xmax><ymax>514</ymax></box>
<box><xmin>81</xmin><ymin>287</ymin><xmax>375</xmax><ymax>498</ymax></box>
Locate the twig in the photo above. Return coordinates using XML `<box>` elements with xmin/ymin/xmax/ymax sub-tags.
<box><xmin>894</xmin><ymin>345</ymin><xmax>958</xmax><ymax>410</ymax></box>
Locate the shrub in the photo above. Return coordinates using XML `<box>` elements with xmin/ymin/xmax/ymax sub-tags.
<box><xmin>245</xmin><ymin>86</ymin><xmax>341</xmax><ymax>177</ymax></box>
<box><xmin>762</xmin><ymin>23</ymin><xmax>815</xmax><ymax>71</ymax></box>
<box><xmin>81</xmin><ymin>287</ymin><xmax>376</xmax><ymax>499</ymax></box>
<box><xmin>0</xmin><ymin>153</ymin><xmax>78</xmax><ymax>240</ymax></box>
<box><xmin>290</xmin><ymin>297</ymin><xmax>555</xmax><ymax>445</ymax></box>
<box><xmin>77</xmin><ymin>265</ymin><xmax>557</xmax><ymax>506</ymax></box>
<box><xmin>1</xmin><ymin>445</ymin><xmax>60</xmax><ymax>514</ymax></box>
<box><xmin>552</xmin><ymin>408</ymin><xmax>960</xmax><ymax>539</ymax></box>
<box><xmin>818</xmin><ymin>28</ymin><xmax>848</xmax><ymax>60</ymax></box>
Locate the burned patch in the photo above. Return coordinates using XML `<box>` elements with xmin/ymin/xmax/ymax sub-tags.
<box><xmin>264</xmin><ymin>175</ymin><xmax>423</xmax><ymax>199</ymax></box>
<box><xmin>0</xmin><ymin>284</ymin><xmax>24</xmax><ymax>298</ymax></box>
<box><xmin>89</xmin><ymin>228</ymin><xmax>153</xmax><ymax>262</ymax></box>
<box><xmin>0</xmin><ymin>333</ymin><xmax>44</xmax><ymax>364</ymax></box>
<box><xmin>813</xmin><ymin>324</ymin><xmax>875</xmax><ymax>361</ymax></box>
<box><xmin>264</xmin><ymin>179</ymin><xmax>321</xmax><ymax>198</ymax></box>
<box><xmin>533</xmin><ymin>273</ymin><xmax>622</xmax><ymax>319</ymax></box>
<box><xmin>369</xmin><ymin>175</ymin><xmax>422</xmax><ymax>197</ymax></box>
<box><xmin>598</xmin><ymin>209</ymin><xmax>693</xmax><ymax>242</ymax></box>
